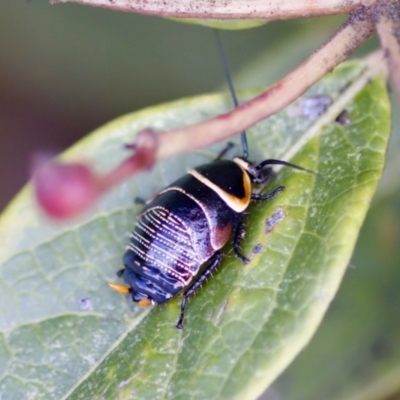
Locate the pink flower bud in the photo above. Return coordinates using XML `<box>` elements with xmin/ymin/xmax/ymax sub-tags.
<box><xmin>32</xmin><ymin>129</ymin><xmax>158</xmax><ymax>220</ymax></box>
<box><xmin>33</xmin><ymin>158</ymin><xmax>100</xmax><ymax>219</ymax></box>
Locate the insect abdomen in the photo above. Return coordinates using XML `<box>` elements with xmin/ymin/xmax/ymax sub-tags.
<box><xmin>123</xmin><ymin>190</ymin><xmax>213</xmax><ymax>303</ymax></box>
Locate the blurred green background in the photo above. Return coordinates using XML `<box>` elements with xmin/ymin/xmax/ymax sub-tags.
<box><xmin>1</xmin><ymin>1</ymin><xmax>400</xmax><ymax>399</ymax></box>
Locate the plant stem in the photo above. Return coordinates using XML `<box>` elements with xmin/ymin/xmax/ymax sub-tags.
<box><xmin>50</xmin><ymin>0</ymin><xmax>361</xmax><ymax>20</ymax></box>
<box><xmin>156</xmin><ymin>10</ymin><xmax>375</xmax><ymax>159</ymax></box>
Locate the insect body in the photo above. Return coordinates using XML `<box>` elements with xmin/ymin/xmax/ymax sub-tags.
<box><xmin>109</xmin><ymin>155</ymin><xmax>310</xmax><ymax>328</ymax></box>
<box><xmin>108</xmin><ymin>30</ymin><xmax>312</xmax><ymax>328</ymax></box>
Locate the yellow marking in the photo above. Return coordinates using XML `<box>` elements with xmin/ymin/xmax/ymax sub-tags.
<box><xmin>188</xmin><ymin>168</ymin><xmax>251</xmax><ymax>213</ymax></box>
<box><xmin>138</xmin><ymin>299</ymin><xmax>151</xmax><ymax>307</ymax></box>
<box><xmin>108</xmin><ymin>282</ymin><xmax>130</xmax><ymax>294</ymax></box>
<box><xmin>233</xmin><ymin>157</ymin><xmax>250</xmax><ymax>171</ymax></box>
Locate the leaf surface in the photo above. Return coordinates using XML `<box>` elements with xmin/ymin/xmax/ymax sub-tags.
<box><xmin>0</xmin><ymin>58</ymin><xmax>390</xmax><ymax>400</ymax></box>
<box><xmin>269</xmin><ymin>180</ymin><xmax>400</xmax><ymax>400</ymax></box>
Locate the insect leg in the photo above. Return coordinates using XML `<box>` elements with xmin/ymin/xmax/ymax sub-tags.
<box><xmin>215</xmin><ymin>142</ymin><xmax>234</xmax><ymax>160</ymax></box>
<box><xmin>251</xmin><ymin>186</ymin><xmax>285</xmax><ymax>201</ymax></box>
<box><xmin>176</xmin><ymin>251</ymin><xmax>223</xmax><ymax>329</ymax></box>
<box><xmin>233</xmin><ymin>220</ymin><xmax>250</xmax><ymax>265</ymax></box>
<box><xmin>134</xmin><ymin>197</ymin><xmax>146</xmax><ymax>205</ymax></box>
<box><xmin>116</xmin><ymin>268</ymin><xmax>125</xmax><ymax>277</ymax></box>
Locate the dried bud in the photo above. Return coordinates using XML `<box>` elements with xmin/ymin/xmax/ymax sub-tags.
<box><xmin>32</xmin><ymin>129</ymin><xmax>159</xmax><ymax>220</ymax></box>
<box><xmin>33</xmin><ymin>157</ymin><xmax>100</xmax><ymax>219</ymax></box>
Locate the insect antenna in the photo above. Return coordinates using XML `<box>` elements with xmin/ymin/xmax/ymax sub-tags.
<box><xmin>214</xmin><ymin>29</ymin><xmax>248</xmax><ymax>160</ymax></box>
<box><xmin>256</xmin><ymin>159</ymin><xmax>316</xmax><ymax>174</ymax></box>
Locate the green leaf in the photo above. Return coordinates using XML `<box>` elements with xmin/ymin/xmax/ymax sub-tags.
<box><xmin>269</xmin><ymin>177</ymin><xmax>400</xmax><ymax>400</ymax></box>
<box><xmin>0</xmin><ymin>58</ymin><xmax>390</xmax><ymax>400</ymax></box>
